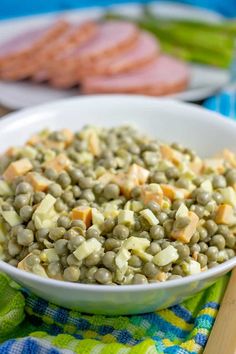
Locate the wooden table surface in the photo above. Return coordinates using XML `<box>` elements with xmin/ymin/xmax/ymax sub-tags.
<box><xmin>0</xmin><ymin>106</ymin><xmax>11</xmax><ymax>117</ymax></box>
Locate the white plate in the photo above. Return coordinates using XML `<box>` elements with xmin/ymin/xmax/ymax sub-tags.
<box><xmin>0</xmin><ymin>3</ymin><xmax>230</xmax><ymax>109</ymax></box>
<box><xmin>1</xmin><ymin>95</ymin><xmax>236</xmax><ymax>315</ymax></box>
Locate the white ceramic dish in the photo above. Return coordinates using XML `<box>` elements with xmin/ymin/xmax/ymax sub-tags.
<box><xmin>0</xmin><ymin>95</ymin><xmax>236</xmax><ymax>315</ymax></box>
<box><xmin>0</xmin><ymin>2</ymin><xmax>229</xmax><ymax>108</ymax></box>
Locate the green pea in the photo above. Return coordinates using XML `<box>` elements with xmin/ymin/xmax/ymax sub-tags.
<box><xmin>163</xmin><ymin>219</ymin><xmax>174</xmax><ymax>234</ymax></box>
<box><xmin>86</xmin><ymin>227</ymin><xmax>99</xmax><ymax>239</ymax></box>
<box><xmin>81</xmin><ymin>189</ymin><xmax>95</xmax><ymax>202</ymax></box>
<box><xmin>189</xmin><ymin>231</ymin><xmax>200</xmax><ymax>244</ymax></box>
<box><xmin>79</xmin><ymin>177</ymin><xmax>93</xmax><ymax>190</ymax></box>
<box><xmin>165</xmin><ymin>167</ymin><xmax>179</xmax><ymax>179</ymax></box>
<box><xmin>172</xmin><ymin>200</ymin><xmax>183</xmax><ymax>210</ymax></box>
<box><xmin>67</xmin><ymin>254</ymin><xmax>81</xmax><ymax>266</ymax></box>
<box><xmin>196</xmin><ymin>190</ymin><xmax>211</xmax><ymax>205</ymax></box>
<box><xmin>143</xmin><ymin>262</ymin><xmax>158</xmax><ymax>277</ymax></box>
<box><xmin>57</xmin><ymin>172</ymin><xmax>71</xmax><ymax>189</ymax></box>
<box><xmin>210</xmin><ymin>234</ymin><xmax>225</xmax><ymax>250</ymax></box>
<box><xmin>34</xmin><ymin>192</ymin><xmax>45</xmax><ymax>204</ymax></box>
<box><xmin>71</xmin><ymin>220</ymin><xmax>86</xmax><ymax>229</ymax></box>
<box><xmin>86</xmin><ymin>266</ymin><xmax>98</xmax><ymax>283</ymax></box>
<box><xmin>212</xmin><ymin>175</ymin><xmax>226</xmax><ymax>189</ymax></box>
<box><xmin>17</xmin><ymin>228</ymin><xmax>34</xmax><ymax>246</ymax></box>
<box><xmin>8</xmin><ymin>259</ymin><xmax>19</xmax><ymax>267</ymax></box>
<box><xmin>150</xmin><ymin>225</ymin><xmax>165</xmax><ymax>240</ymax></box>
<box><xmin>8</xmin><ymin>239</ymin><xmax>22</xmax><ymax>257</ymax></box>
<box><xmin>151</xmin><ymin>171</ymin><xmax>167</xmax><ymax>184</ymax></box>
<box><xmin>61</xmin><ymin>191</ymin><xmax>74</xmax><ymax>204</ymax></box>
<box><xmin>191</xmin><ymin>205</ymin><xmax>205</xmax><ymax>218</ymax></box>
<box><xmin>226</xmin><ymin>249</ymin><xmax>235</xmax><ymax>259</ymax></box>
<box><xmin>54</xmin><ymin>199</ymin><xmax>66</xmax><ymax>212</ymax></box>
<box><xmin>172</xmin><ymin>265</ymin><xmax>184</xmax><ymax>276</ymax></box>
<box><xmin>57</xmin><ymin>215</ymin><xmax>71</xmax><ymax>229</ymax></box>
<box><xmin>199</xmin><ymin>242</ymin><xmax>208</xmax><ymax>253</ymax></box>
<box><xmin>197</xmin><ymin>253</ymin><xmax>208</xmax><ymax>267</ymax></box>
<box><xmin>27</xmin><ymin>220</ymin><xmax>36</xmax><ymax>232</ymax></box>
<box><xmin>157</xmin><ymin>212</ymin><xmax>168</xmax><ymax>225</ymax></box>
<box><xmin>162</xmin><ymin>264</ymin><xmax>173</xmax><ymax>272</ymax></box>
<box><xmin>20</xmin><ymin>205</ymin><xmax>33</xmax><ymax>222</ymax></box>
<box><xmin>15</xmin><ymin>182</ymin><xmax>33</xmax><ymax>195</ymax></box>
<box><xmin>128</xmin><ymin>255</ymin><xmax>142</xmax><ymax>268</ymax></box>
<box><xmin>132</xmin><ymin>274</ymin><xmax>148</xmax><ymax>284</ymax></box>
<box><xmin>146</xmin><ymin>242</ymin><xmax>161</xmax><ymax>255</ymax></box>
<box><xmin>44</xmin><ymin>168</ymin><xmax>58</xmax><ymax>181</ymax></box>
<box><xmin>217</xmin><ymin>225</ymin><xmax>229</xmax><ymax>237</ymax></box>
<box><xmin>130</xmin><ymin>186</ymin><xmax>142</xmax><ymax>198</ymax></box>
<box><xmin>198</xmin><ymin>227</ymin><xmax>208</xmax><ymax>241</ymax></box>
<box><xmin>146</xmin><ymin>201</ymin><xmax>160</xmax><ymax>214</ymax></box>
<box><xmin>48</xmin><ymin>183</ymin><xmax>63</xmax><ymax>198</ymax></box>
<box><xmin>93</xmin><ymin>183</ymin><xmax>104</xmax><ymax>196</ymax></box>
<box><xmin>68</xmin><ymin>169</ymin><xmax>83</xmax><ymax>184</ymax></box>
<box><xmin>190</xmin><ymin>244</ymin><xmax>201</xmax><ymax>254</ymax></box>
<box><xmin>104</xmin><ymin>238</ymin><xmax>121</xmax><ymax>251</ymax></box>
<box><xmin>68</xmin><ymin>235</ymin><xmax>85</xmax><ymax>251</ymax></box>
<box><xmin>71</xmin><ymin>186</ymin><xmax>81</xmax><ymax>198</ymax></box>
<box><xmin>14</xmin><ymin>194</ymin><xmax>30</xmax><ymax>209</ymax></box>
<box><xmin>103</xmin><ymin>183</ymin><xmax>120</xmax><ymax>200</ymax></box>
<box><xmin>102</xmin><ymin>251</ymin><xmax>116</xmax><ymax>271</ymax></box>
<box><xmin>102</xmin><ymin>218</ymin><xmax>115</xmax><ymax>233</ymax></box>
<box><xmin>225</xmin><ymin>169</ymin><xmax>236</xmax><ymax>186</ymax></box>
<box><xmin>176</xmin><ymin>178</ymin><xmax>190</xmax><ymax>189</ymax></box>
<box><xmin>212</xmin><ymin>192</ymin><xmax>224</xmax><ymax>204</ymax></box>
<box><xmin>36</xmin><ymin>228</ymin><xmax>49</xmax><ymax>242</ymax></box>
<box><xmin>176</xmin><ymin>244</ymin><xmax>190</xmax><ymax>259</ymax></box>
<box><xmin>84</xmin><ymin>252</ymin><xmax>101</xmax><ymax>267</ymax></box>
<box><xmin>206</xmin><ymin>246</ymin><xmax>218</xmax><ymax>261</ymax></box>
<box><xmin>160</xmin><ymin>240</ymin><xmax>171</xmax><ymax>249</ymax></box>
<box><xmin>94</xmin><ymin>268</ymin><xmax>112</xmax><ymax>284</ymax></box>
<box><xmin>174</xmin><ymin>217</ymin><xmax>190</xmax><ymax>230</ymax></box>
<box><xmin>139</xmin><ymin>231</ymin><xmax>151</xmax><ymax>240</ymax></box>
<box><xmin>205</xmin><ymin>220</ymin><xmax>218</xmax><ymax>236</ymax></box>
<box><xmin>54</xmin><ymin>239</ymin><xmax>68</xmax><ymax>255</ymax></box>
<box><xmin>47</xmin><ymin>262</ymin><xmax>62</xmax><ymax>278</ymax></box>
<box><xmin>63</xmin><ymin>266</ymin><xmax>80</xmax><ymax>282</ymax></box>
<box><xmin>113</xmin><ymin>225</ymin><xmax>129</xmax><ymax>240</ymax></box>
<box><xmin>49</xmin><ymin>227</ymin><xmax>65</xmax><ymax>241</ymax></box>
<box><xmin>224</xmin><ymin>234</ymin><xmax>236</xmax><ymax>248</ymax></box>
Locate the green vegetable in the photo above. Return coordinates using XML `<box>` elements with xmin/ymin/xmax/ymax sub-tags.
<box><xmin>105</xmin><ymin>12</ymin><xmax>234</xmax><ymax>68</ymax></box>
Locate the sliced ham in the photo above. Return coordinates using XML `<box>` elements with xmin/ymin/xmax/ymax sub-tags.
<box><xmin>0</xmin><ymin>20</ymin><xmax>100</xmax><ymax>81</ymax></box>
<box><xmin>58</xmin><ymin>21</ymin><xmax>139</xmax><ymax>62</ymax></box>
<box><xmin>32</xmin><ymin>21</ymin><xmax>98</xmax><ymax>82</ymax></box>
<box><xmin>87</xmin><ymin>31</ymin><xmax>160</xmax><ymax>76</ymax></box>
<box><xmin>47</xmin><ymin>21</ymin><xmax>139</xmax><ymax>83</ymax></box>
<box><xmin>0</xmin><ymin>20</ymin><xmax>69</xmax><ymax>69</ymax></box>
<box><xmin>50</xmin><ymin>31</ymin><xmax>160</xmax><ymax>89</ymax></box>
<box><xmin>82</xmin><ymin>55</ymin><xmax>189</xmax><ymax>96</ymax></box>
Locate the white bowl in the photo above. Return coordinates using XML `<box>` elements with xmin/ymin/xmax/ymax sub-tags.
<box><xmin>0</xmin><ymin>95</ymin><xmax>236</xmax><ymax>315</ymax></box>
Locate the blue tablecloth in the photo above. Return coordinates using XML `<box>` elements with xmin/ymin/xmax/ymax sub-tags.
<box><xmin>0</xmin><ymin>0</ymin><xmax>236</xmax><ymax>20</ymax></box>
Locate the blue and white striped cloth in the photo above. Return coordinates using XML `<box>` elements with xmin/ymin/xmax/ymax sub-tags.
<box><xmin>204</xmin><ymin>87</ymin><xmax>236</xmax><ymax>119</ymax></box>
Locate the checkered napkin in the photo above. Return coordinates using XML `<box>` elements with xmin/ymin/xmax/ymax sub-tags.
<box><xmin>0</xmin><ymin>90</ymin><xmax>236</xmax><ymax>354</ymax></box>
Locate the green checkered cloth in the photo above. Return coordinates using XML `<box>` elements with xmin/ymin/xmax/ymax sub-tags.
<box><xmin>0</xmin><ymin>272</ymin><xmax>229</xmax><ymax>353</ymax></box>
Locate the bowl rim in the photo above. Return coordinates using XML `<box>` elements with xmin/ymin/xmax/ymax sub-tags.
<box><xmin>0</xmin><ymin>257</ymin><xmax>235</xmax><ymax>292</ymax></box>
<box><xmin>0</xmin><ymin>94</ymin><xmax>236</xmax><ymax>292</ymax></box>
